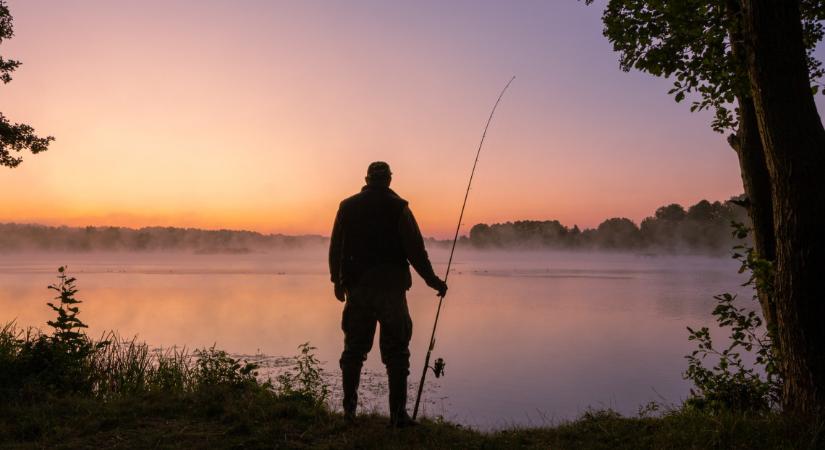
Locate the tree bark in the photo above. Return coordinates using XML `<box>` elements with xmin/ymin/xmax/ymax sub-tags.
<box><xmin>725</xmin><ymin>0</ymin><xmax>777</xmax><ymax>331</ymax></box>
<box><xmin>729</xmin><ymin>97</ymin><xmax>778</xmax><ymax>328</ymax></box>
<box><xmin>741</xmin><ymin>0</ymin><xmax>825</xmax><ymax>417</ymax></box>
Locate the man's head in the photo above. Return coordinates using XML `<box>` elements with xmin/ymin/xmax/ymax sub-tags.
<box><xmin>365</xmin><ymin>161</ymin><xmax>392</xmax><ymax>187</ymax></box>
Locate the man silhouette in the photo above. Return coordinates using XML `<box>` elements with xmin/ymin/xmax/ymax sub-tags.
<box><xmin>329</xmin><ymin>161</ymin><xmax>448</xmax><ymax>427</ymax></box>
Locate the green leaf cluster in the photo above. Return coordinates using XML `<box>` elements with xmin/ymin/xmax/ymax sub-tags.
<box><xmin>0</xmin><ymin>0</ymin><xmax>53</xmax><ymax>168</ymax></box>
<box><xmin>586</xmin><ymin>0</ymin><xmax>825</xmax><ymax>132</ymax></box>
<box><xmin>684</xmin><ymin>222</ymin><xmax>779</xmax><ymax>413</ymax></box>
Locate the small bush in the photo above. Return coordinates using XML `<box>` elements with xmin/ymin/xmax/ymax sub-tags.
<box><xmin>276</xmin><ymin>342</ymin><xmax>329</xmax><ymax>407</ymax></box>
<box><xmin>194</xmin><ymin>345</ymin><xmax>259</xmax><ymax>388</ymax></box>
<box><xmin>0</xmin><ymin>267</ymin><xmax>106</xmax><ymax>396</ymax></box>
<box><xmin>684</xmin><ymin>222</ymin><xmax>780</xmax><ymax>413</ymax></box>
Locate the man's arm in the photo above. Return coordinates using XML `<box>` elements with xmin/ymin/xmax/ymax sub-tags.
<box><xmin>329</xmin><ymin>206</ymin><xmax>346</xmax><ymax>301</ymax></box>
<box><xmin>399</xmin><ymin>206</ymin><xmax>447</xmax><ymax>296</ymax></box>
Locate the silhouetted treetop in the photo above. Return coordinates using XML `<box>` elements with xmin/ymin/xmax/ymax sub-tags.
<box><xmin>586</xmin><ymin>0</ymin><xmax>825</xmax><ymax>132</ymax></box>
<box><xmin>655</xmin><ymin>204</ymin><xmax>687</xmax><ymax>221</ymax></box>
<box><xmin>467</xmin><ymin>197</ymin><xmax>746</xmax><ymax>253</ymax></box>
<box><xmin>0</xmin><ymin>0</ymin><xmax>53</xmax><ymax>168</ymax></box>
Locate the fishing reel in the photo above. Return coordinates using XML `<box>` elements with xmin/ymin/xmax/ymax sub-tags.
<box><xmin>428</xmin><ymin>357</ymin><xmax>446</xmax><ymax>378</ymax></box>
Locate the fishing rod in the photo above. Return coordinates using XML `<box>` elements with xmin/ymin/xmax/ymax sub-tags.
<box><xmin>412</xmin><ymin>75</ymin><xmax>515</xmax><ymax>420</ymax></box>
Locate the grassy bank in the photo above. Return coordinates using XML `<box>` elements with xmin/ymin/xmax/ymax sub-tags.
<box><xmin>0</xmin><ymin>386</ymin><xmax>820</xmax><ymax>449</ymax></box>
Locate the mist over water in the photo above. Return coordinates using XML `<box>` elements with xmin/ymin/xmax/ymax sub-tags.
<box><xmin>0</xmin><ymin>248</ymin><xmax>750</xmax><ymax>429</ymax></box>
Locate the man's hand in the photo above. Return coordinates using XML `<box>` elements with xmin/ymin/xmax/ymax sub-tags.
<box><xmin>334</xmin><ymin>283</ymin><xmax>346</xmax><ymax>302</ymax></box>
<box><xmin>427</xmin><ymin>277</ymin><xmax>448</xmax><ymax>297</ymax></box>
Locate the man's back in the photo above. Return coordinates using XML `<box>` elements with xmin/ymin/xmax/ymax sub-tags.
<box><xmin>329</xmin><ymin>161</ymin><xmax>447</xmax><ymax>427</ymax></box>
<box><xmin>334</xmin><ymin>185</ymin><xmax>409</xmax><ymax>288</ymax></box>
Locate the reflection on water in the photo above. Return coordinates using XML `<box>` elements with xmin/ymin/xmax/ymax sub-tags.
<box><xmin>0</xmin><ymin>249</ymin><xmax>749</xmax><ymax>429</ymax></box>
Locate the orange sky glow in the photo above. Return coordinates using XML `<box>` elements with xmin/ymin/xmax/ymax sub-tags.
<box><xmin>0</xmin><ymin>1</ymin><xmax>746</xmax><ymax>237</ymax></box>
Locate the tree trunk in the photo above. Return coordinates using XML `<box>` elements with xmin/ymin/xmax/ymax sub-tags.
<box><xmin>725</xmin><ymin>0</ymin><xmax>777</xmax><ymax>331</ymax></box>
<box><xmin>729</xmin><ymin>97</ymin><xmax>778</xmax><ymax>328</ymax></box>
<box><xmin>741</xmin><ymin>0</ymin><xmax>825</xmax><ymax>417</ymax></box>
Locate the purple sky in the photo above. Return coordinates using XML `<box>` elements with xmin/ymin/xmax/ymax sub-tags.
<box><xmin>1</xmin><ymin>0</ymin><xmax>820</xmax><ymax>235</ymax></box>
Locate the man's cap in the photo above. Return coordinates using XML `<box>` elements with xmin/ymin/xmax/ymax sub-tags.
<box><xmin>366</xmin><ymin>161</ymin><xmax>392</xmax><ymax>179</ymax></box>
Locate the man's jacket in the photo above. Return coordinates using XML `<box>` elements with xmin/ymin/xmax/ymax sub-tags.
<box><xmin>329</xmin><ymin>185</ymin><xmax>439</xmax><ymax>290</ymax></box>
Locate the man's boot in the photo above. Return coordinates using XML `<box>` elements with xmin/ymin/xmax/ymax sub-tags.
<box><xmin>341</xmin><ymin>364</ymin><xmax>361</xmax><ymax>423</ymax></box>
<box><xmin>388</xmin><ymin>370</ymin><xmax>417</xmax><ymax>428</ymax></box>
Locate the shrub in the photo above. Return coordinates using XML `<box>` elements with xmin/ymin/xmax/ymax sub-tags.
<box><xmin>684</xmin><ymin>222</ymin><xmax>780</xmax><ymax>413</ymax></box>
<box><xmin>276</xmin><ymin>342</ymin><xmax>329</xmax><ymax>407</ymax></box>
<box><xmin>194</xmin><ymin>345</ymin><xmax>259</xmax><ymax>388</ymax></box>
<box><xmin>0</xmin><ymin>267</ymin><xmax>106</xmax><ymax>396</ymax></box>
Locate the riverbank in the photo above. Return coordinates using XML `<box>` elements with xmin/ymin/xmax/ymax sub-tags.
<box><xmin>0</xmin><ymin>386</ymin><xmax>817</xmax><ymax>449</ymax></box>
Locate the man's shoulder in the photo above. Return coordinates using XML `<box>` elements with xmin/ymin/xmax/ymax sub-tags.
<box><xmin>386</xmin><ymin>189</ymin><xmax>409</xmax><ymax>207</ymax></box>
<box><xmin>339</xmin><ymin>192</ymin><xmax>362</xmax><ymax>207</ymax></box>
<box><xmin>339</xmin><ymin>189</ymin><xmax>409</xmax><ymax>208</ymax></box>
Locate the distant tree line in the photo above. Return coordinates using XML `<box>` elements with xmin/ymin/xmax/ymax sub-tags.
<box><xmin>467</xmin><ymin>197</ymin><xmax>748</xmax><ymax>253</ymax></box>
<box><xmin>1</xmin><ymin>197</ymin><xmax>745</xmax><ymax>254</ymax></box>
<box><xmin>0</xmin><ymin>224</ymin><xmax>326</xmax><ymax>253</ymax></box>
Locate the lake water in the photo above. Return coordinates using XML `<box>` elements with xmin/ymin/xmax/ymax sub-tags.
<box><xmin>0</xmin><ymin>249</ymin><xmax>751</xmax><ymax>429</ymax></box>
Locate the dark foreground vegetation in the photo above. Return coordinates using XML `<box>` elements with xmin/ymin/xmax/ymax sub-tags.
<box><xmin>1</xmin><ymin>267</ymin><xmax>821</xmax><ymax>449</ymax></box>
<box><xmin>2</xmin><ymin>391</ymin><xmax>819</xmax><ymax>449</ymax></box>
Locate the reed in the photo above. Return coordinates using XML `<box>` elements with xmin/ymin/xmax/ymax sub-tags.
<box><xmin>89</xmin><ymin>332</ymin><xmax>198</xmax><ymax>396</ymax></box>
<box><xmin>1</xmin><ymin>267</ymin><xmax>264</xmax><ymax>400</ymax></box>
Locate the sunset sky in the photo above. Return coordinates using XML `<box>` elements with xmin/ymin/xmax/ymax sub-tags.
<box><xmin>0</xmin><ymin>0</ymin><xmax>793</xmax><ymax>237</ymax></box>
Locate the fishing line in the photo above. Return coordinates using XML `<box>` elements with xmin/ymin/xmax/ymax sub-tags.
<box><xmin>412</xmin><ymin>75</ymin><xmax>515</xmax><ymax>420</ymax></box>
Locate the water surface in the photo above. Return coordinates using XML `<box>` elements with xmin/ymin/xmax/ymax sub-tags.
<box><xmin>0</xmin><ymin>249</ymin><xmax>750</xmax><ymax>429</ymax></box>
